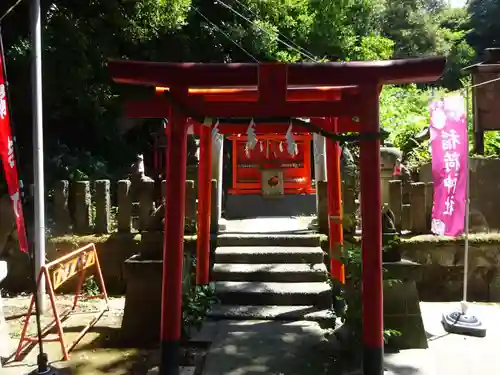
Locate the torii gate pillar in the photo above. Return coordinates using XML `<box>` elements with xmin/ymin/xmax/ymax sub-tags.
<box><xmin>160</xmin><ymin>88</ymin><xmax>189</xmax><ymax>375</ymax></box>
<box><xmin>359</xmin><ymin>85</ymin><xmax>384</xmax><ymax>373</ymax></box>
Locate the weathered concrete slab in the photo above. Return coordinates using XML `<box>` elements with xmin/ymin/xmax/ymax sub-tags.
<box><xmin>213</xmin><ymin>263</ymin><xmax>327</xmax><ymax>282</ymax></box>
<box><xmin>202</xmin><ymin>320</ymin><xmax>333</xmax><ymax>375</ymax></box>
<box><xmin>215</xmin><ymin>281</ymin><xmax>331</xmax><ymax>307</ymax></box>
<box><xmin>217</xmin><ymin>234</ymin><xmax>320</xmax><ymax>247</ymax></box>
<box><xmin>202</xmin><ymin>303</ymin><xmax>500</xmax><ymax>375</ymax></box>
<box><xmin>214</xmin><ymin>246</ymin><xmax>324</xmax><ymax>264</ymax></box>
<box><xmin>223</xmin><ymin>217</ymin><xmax>315</xmax><ymax>234</ymax></box>
<box><xmin>208</xmin><ymin>305</ymin><xmax>335</xmax><ymax>325</ymax></box>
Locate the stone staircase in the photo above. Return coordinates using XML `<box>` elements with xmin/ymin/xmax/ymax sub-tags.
<box><xmin>208</xmin><ymin>232</ymin><xmax>334</xmax><ymax>323</ymax></box>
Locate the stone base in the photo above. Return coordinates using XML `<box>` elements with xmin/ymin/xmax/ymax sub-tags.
<box><xmin>224</xmin><ymin>194</ymin><xmax>316</xmax><ymax>219</ymax></box>
<box><xmin>121</xmin><ymin>255</ymin><xmax>164</xmax><ymax>347</ymax></box>
<box><xmin>383</xmin><ymin>264</ymin><xmax>427</xmax><ymax>349</ymax></box>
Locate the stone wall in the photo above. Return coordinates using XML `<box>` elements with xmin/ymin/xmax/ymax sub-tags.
<box><xmin>316</xmin><ymin>180</ymin><xmax>434</xmax><ymax>235</ymax></box>
<box><xmin>400</xmin><ymin>234</ymin><xmax>500</xmax><ymax>302</ymax></box>
<box><xmin>419</xmin><ymin>157</ymin><xmax>500</xmax><ymax>231</ymax></box>
<box><xmin>50</xmin><ymin>178</ymin><xmax>216</xmax><ymax>235</ymax></box>
<box><xmin>1</xmin><ymin>233</ymin><xmax>200</xmax><ymax>294</ymax></box>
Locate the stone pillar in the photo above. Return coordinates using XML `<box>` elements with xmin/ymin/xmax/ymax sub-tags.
<box><xmin>210</xmin><ymin>179</ymin><xmax>218</xmax><ymax>232</ymax></box>
<box><xmin>313</xmin><ymin>134</ymin><xmax>327</xmax><ymax>227</ymax></box>
<box><xmin>94</xmin><ymin>180</ymin><xmax>111</xmax><ymax>234</ymax></box>
<box><xmin>402</xmin><ymin>204</ymin><xmax>412</xmax><ymax>231</ymax></box>
<box><xmin>185</xmin><ymin>180</ymin><xmax>197</xmax><ymax>225</ymax></box>
<box><xmin>388</xmin><ymin>180</ymin><xmax>403</xmax><ymax>232</ymax></box>
<box><xmin>54</xmin><ymin>180</ymin><xmax>71</xmax><ymax>234</ymax></box>
<box><xmin>410</xmin><ymin>182</ymin><xmax>427</xmax><ymax>234</ymax></box>
<box><xmin>74</xmin><ymin>181</ymin><xmax>92</xmax><ymax>234</ymax></box>
<box><xmin>342</xmin><ymin>184</ymin><xmax>357</xmax><ymax>234</ymax></box>
<box><xmin>425</xmin><ymin>182</ymin><xmax>434</xmax><ymax>230</ymax></box>
<box><xmin>316</xmin><ymin>181</ymin><xmax>328</xmax><ymax>234</ymax></box>
<box><xmin>211</xmin><ymin>133</ymin><xmax>224</xmax><ymax>233</ymax></box>
<box><xmin>313</xmin><ymin>134</ymin><xmax>327</xmax><ymax>181</ymax></box>
<box><xmin>117</xmin><ymin>180</ymin><xmax>132</xmax><ymax>232</ymax></box>
<box><xmin>139</xmin><ymin>179</ymin><xmax>155</xmax><ymax>231</ymax></box>
<box><xmin>380</xmin><ymin>146</ymin><xmax>402</xmax><ymax>205</ymax></box>
<box><xmin>161</xmin><ymin>180</ymin><xmax>166</xmax><ymax>203</ymax></box>
<box><xmin>0</xmin><ymin>261</ymin><xmax>8</xmax><ymax>362</ymax></box>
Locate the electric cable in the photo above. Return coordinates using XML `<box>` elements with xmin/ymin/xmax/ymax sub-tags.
<box><xmin>191</xmin><ymin>5</ymin><xmax>259</xmax><ymax>62</ymax></box>
<box><xmin>230</xmin><ymin>0</ymin><xmax>318</xmax><ymax>62</ymax></box>
<box><xmin>214</xmin><ymin>0</ymin><xmax>318</xmax><ymax>62</ymax></box>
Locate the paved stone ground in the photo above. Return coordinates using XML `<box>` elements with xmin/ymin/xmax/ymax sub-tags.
<box><xmin>2</xmin><ymin>295</ymin><xmax>499</xmax><ymax>374</ymax></box>
<box><xmin>199</xmin><ymin>302</ymin><xmax>500</xmax><ymax>375</ymax></box>
<box><xmin>1</xmin><ymin>295</ymin><xmax>151</xmax><ymax>375</ymax></box>
<box><xmin>385</xmin><ymin>301</ymin><xmax>500</xmax><ymax>375</ymax></box>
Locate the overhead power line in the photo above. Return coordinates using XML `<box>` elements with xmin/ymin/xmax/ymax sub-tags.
<box><xmin>231</xmin><ymin>0</ymin><xmax>318</xmax><ymax>62</ymax></box>
<box><xmin>215</xmin><ymin>0</ymin><xmax>319</xmax><ymax>62</ymax></box>
<box><xmin>191</xmin><ymin>5</ymin><xmax>259</xmax><ymax>62</ymax></box>
<box><xmin>0</xmin><ymin>0</ymin><xmax>24</xmax><ymax>22</ymax></box>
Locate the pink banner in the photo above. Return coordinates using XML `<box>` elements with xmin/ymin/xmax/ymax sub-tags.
<box><xmin>429</xmin><ymin>94</ymin><xmax>468</xmax><ymax>237</ymax></box>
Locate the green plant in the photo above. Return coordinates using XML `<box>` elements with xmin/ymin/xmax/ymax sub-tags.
<box><xmin>82</xmin><ymin>275</ymin><xmax>100</xmax><ymax>296</ymax></box>
<box><xmin>181</xmin><ymin>283</ymin><xmax>218</xmax><ymax>342</ymax></box>
<box><xmin>340</xmin><ymin>244</ymin><xmax>402</xmax><ymax>348</ymax></box>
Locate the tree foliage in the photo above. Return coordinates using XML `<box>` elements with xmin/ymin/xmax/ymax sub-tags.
<box><xmin>0</xmin><ymin>0</ymin><xmax>497</xmax><ymax>181</ymax></box>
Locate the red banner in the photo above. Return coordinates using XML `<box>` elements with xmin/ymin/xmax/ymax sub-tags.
<box><xmin>0</xmin><ymin>45</ymin><xmax>28</xmax><ymax>252</ymax></box>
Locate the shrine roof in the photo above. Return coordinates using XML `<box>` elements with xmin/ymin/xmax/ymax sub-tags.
<box><xmin>108</xmin><ymin>57</ymin><xmax>446</xmax><ymax>89</ymax></box>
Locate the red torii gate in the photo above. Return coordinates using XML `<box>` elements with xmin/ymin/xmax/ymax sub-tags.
<box><xmin>108</xmin><ymin>58</ymin><xmax>446</xmax><ymax>375</ymax></box>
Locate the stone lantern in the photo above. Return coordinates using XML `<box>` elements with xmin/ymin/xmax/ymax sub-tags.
<box><xmin>380</xmin><ymin>143</ymin><xmax>403</xmax><ymax>205</ymax></box>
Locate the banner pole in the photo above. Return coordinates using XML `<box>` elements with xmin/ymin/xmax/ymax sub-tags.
<box><xmin>461</xmin><ymin>88</ymin><xmax>471</xmax><ymax>308</ymax></box>
<box><xmin>31</xmin><ymin>0</ymin><xmax>46</xmax><ymax>315</ymax></box>
<box><xmin>440</xmin><ymin>91</ymin><xmax>486</xmax><ymax>338</ymax></box>
<box><xmin>0</xmin><ymin>26</ymin><xmax>50</xmax><ymax>372</ymax></box>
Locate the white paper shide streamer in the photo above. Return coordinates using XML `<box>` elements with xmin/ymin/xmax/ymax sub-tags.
<box><xmin>245</xmin><ymin>118</ymin><xmax>257</xmax><ymax>157</ymax></box>
<box><xmin>211</xmin><ymin>118</ymin><xmax>223</xmax><ymax>146</ymax></box>
<box><xmin>286</xmin><ymin>121</ymin><xmax>298</xmax><ymax>156</ymax></box>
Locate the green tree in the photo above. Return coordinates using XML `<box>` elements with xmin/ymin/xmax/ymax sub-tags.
<box><xmin>467</xmin><ymin>0</ymin><xmax>500</xmax><ymax>55</ymax></box>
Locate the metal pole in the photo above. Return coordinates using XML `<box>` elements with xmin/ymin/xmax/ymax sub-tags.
<box><xmin>31</xmin><ymin>0</ymin><xmax>46</xmax><ymax>312</ymax></box>
<box><xmin>462</xmin><ymin>89</ymin><xmax>471</xmax><ymax>307</ymax></box>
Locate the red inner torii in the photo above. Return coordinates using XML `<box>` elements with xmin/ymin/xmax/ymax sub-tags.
<box><xmin>108</xmin><ymin>58</ymin><xmax>446</xmax><ymax>375</ymax></box>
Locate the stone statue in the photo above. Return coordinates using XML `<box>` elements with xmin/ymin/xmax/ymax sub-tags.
<box><xmin>469</xmin><ymin>209</ymin><xmax>489</xmax><ymax>233</ymax></box>
<box><xmin>382</xmin><ymin>204</ymin><xmax>397</xmax><ymax>235</ymax></box>
<box><xmin>382</xmin><ymin>204</ymin><xmax>401</xmax><ymax>262</ymax></box>
<box><xmin>129</xmin><ymin>154</ymin><xmax>154</xmax><ymax>202</ymax></box>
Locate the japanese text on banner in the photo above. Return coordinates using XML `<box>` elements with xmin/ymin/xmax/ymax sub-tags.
<box><xmin>429</xmin><ymin>94</ymin><xmax>468</xmax><ymax>237</ymax></box>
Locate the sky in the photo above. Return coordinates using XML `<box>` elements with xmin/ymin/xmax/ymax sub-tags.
<box><xmin>449</xmin><ymin>0</ymin><xmax>467</xmax><ymax>8</ymax></box>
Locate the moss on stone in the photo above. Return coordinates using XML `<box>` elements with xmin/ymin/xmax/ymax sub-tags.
<box><xmin>48</xmin><ymin>233</ymin><xmax>197</xmax><ymax>247</ymax></box>
<box><xmin>402</xmin><ymin>232</ymin><xmax>500</xmax><ymax>244</ymax></box>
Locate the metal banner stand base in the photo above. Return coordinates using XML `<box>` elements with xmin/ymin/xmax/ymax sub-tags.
<box><xmin>441</xmin><ymin>302</ymin><xmax>486</xmax><ymax>338</ymax></box>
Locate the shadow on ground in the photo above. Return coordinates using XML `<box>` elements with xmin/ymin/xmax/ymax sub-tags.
<box><xmin>202</xmin><ymin>320</ymin><xmax>354</xmax><ymax>375</ymax></box>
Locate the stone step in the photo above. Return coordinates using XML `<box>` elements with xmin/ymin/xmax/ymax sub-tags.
<box><xmin>213</xmin><ymin>263</ymin><xmax>328</xmax><ymax>282</ymax></box>
<box><xmin>208</xmin><ymin>304</ymin><xmax>335</xmax><ymax>324</ymax></box>
<box><xmin>214</xmin><ymin>246</ymin><xmax>324</xmax><ymax>264</ymax></box>
<box><xmin>215</xmin><ymin>281</ymin><xmax>332</xmax><ymax>308</ymax></box>
<box><xmin>217</xmin><ymin>233</ymin><xmax>320</xmax><ymax>247</ymax></box>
